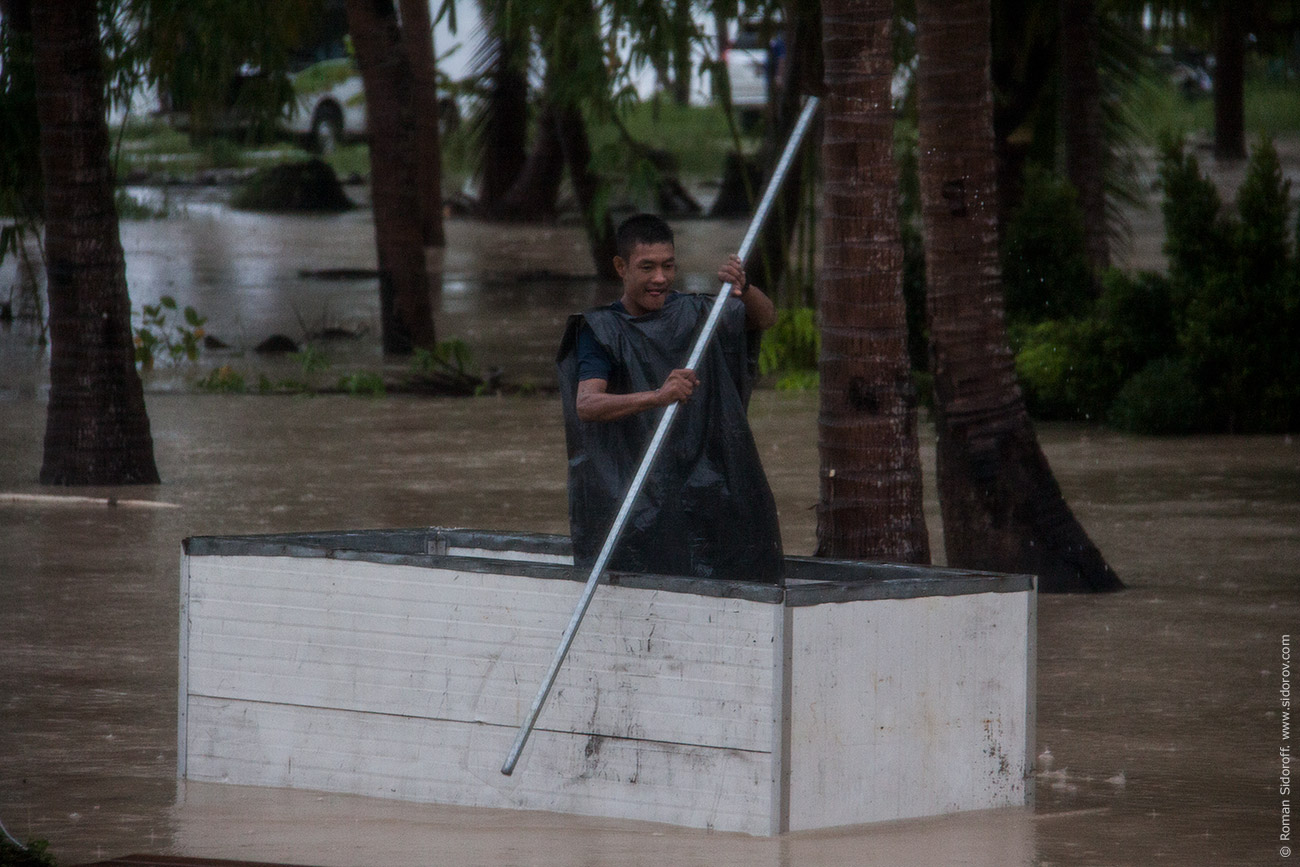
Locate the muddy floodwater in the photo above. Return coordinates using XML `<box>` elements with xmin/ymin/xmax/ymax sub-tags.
<box><xmin>1</xmin><ymin>197</ymin><xmax>1298</xmax><ymax>866</ymax></box>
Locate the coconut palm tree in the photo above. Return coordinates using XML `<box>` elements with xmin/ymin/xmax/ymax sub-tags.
<box><xmin>915</xmin><ymin>0</ymin><xmax>1121</xmax><ymax>592</ymax></box>
<box><xmin>344</xmin><ymin>0</ymin><xmax>437</xmax><ymax>353</ymax></box>
<box><xmin>29</xmin><ymin>0</ymin><xmax>160</xmax><ymax>485</ymax></box>
<box><xmin>815</xmin><ymin>0</ymin><xmax>928</xmax><ymax>562</ymax></box>
<box><xmin>400</xmin><ymin>0</ymin><xmax>447</xmax><ymax>248</ymax></box>
<box><xmin>1060</xmin><ymin>0</ymin><xmax>1109</xmax><ymax>269</ymax></box>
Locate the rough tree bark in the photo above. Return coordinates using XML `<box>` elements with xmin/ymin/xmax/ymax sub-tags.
<box><xmin>554</xmin><ymin>102</ymin><xmax>618</xmax><ymax>281</ymax></box>
<box><xmin>344</xmin><ymin>0</ymin><xmax>436</xmax><ymax>353</ymax></box>
<box><xmin>490</xmin><ymin>100</ymin><xmax>566</xmax><ymax>220</ymax></box>
<box><xmin>399</xmin><ymin>0</ymin><xmax>446</xmax><ymax>247</ymax></box>
<box><xmin>473</xmin><ymin>38</ymin><xmax>529</xmax><ymax>211</ymax></box>
<box><xmin>1213</xmin><ymin>3</ymin><xmax>1246</xmax><ymax>161</ymax></box>
<box><xmin>815</xmin><ymin>0</ymin><xmax>929</xmax><ymax>562</ymax></box>
<box><xmin>31</xmin><ymin>0</ymin><xmax>160</xmax><ymax>485</ymax></box>
<box><xmin>915</xmin><ymin>0</ymin><xmax>1122</xmax><ymax>592</ymax></box>
<box><xmin>1060</xmin><ymin>0</ymin><xmax>1109</xmax><ymax>270</ymax></box>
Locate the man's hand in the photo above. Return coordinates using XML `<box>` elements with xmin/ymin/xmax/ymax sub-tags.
<box><xmin>718</xmin><ymin>253</ymin><xmax>777</xmax><ymax>332</ymax></box>
<box><xmin>576</xmin><ymin>369</ymin><xmax>698</xmax><ymax>422</ymax></box>
<box><xmin>718</xmin><ymin>254</ymin><xmax>748</xmax><ymax>296</ymax></box>
<box><xmin>656</xmin><ymin>368</ymin><xmax>698</xmax><ymax>406</ymax></box>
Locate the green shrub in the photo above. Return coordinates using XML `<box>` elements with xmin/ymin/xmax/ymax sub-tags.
<box><xmin>773</xmin><ymin>370</ymin><xmax>819</xmax><ymax>391</ymax></box>
<box><xmin>1108</xmin><ymin>357</ymin><xmax>1204</xmax><ymax>434</ymax></box>
<box><xmin>196</xmin><ymin>365</ymin><xmax>246</xmax><ymax>393</ymax></box>
<box><xmin>1094</xmin><ymin>269</ymin><xmax>1178</xmax><ymax>374</ymax></box>
<box><xmin>1001</xmin><ymin>166</ymin><xmax>1095</xmax><ymax>324</ymax></box>
<box><xmin>1236</xmin><ymin>135</ymin><xmax>1291</xmax><ymax>291</ymax></box>
<box><xmin>757</xmin><ymin>307</ymin><xmax>819</xmax><ymax>378</ymax></box>
<box><xmin>1013</xmin><ymin>318</ymin><xmax>1114</xmax><ymax>421</ymax></box>
<box><xmin>1157</xmin><ymin>137</ymin><xmax>1233</xmax><ymax>292</ymax></box>
<box><xmin>1159</xmin><ymin>136</ymin><xmax>1300</xmax><ymax>432</ymax></box>
<box><xmin>338</xmin><ymin>371</ymin><xmax>386</xmax><ymax>397</ymax></box>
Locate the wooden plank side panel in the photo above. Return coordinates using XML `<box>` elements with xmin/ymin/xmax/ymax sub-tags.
<box><xmin>183</xmin><ymin>696</ymin><xmax>772</xmax><ymax>835</ymax></box>
<box><xmin>185</xmin><ymin>556</ymin><xmax>774</xmax><ymax>752</ymax></box>
<box><xmin>786</xmin><ymin>592</ymin><xmax>1032</xmax><ymax>830</ymax></box>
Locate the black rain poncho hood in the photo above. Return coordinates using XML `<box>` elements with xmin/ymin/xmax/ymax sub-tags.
<box><xmin>557</xmin><ymin>293</ymin><xmax>783</xmax><ymax>582</ymax></box>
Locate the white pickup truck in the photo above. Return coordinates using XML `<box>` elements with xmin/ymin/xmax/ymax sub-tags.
<box><xmin>283</xmin><ymin>56</ymin><xmax>368</xmax><ymax>153</ymax></box>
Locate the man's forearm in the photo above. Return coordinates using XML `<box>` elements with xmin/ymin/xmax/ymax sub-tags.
<box><xmin>740</xmin><ymin>284</ymin><xmax>777</xmax><ymax>331</ymax></box>
<box><xmin>576</xmin><ymin>385</ymin><xmax>667</xmax><ymax>422</ymax></box>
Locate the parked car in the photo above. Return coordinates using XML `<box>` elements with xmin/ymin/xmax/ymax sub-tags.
<box><xmin>723</xmin><ymin>18</ymin><xmax>779</xmax><ymax>128</ymax></box>
<box><xmin>284</xmin><ymin>55</ymin><xmax>368</xmax><ymax>153</ymax></box>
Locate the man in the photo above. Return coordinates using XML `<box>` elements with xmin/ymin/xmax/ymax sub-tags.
<box><xmin>556</xmin><ymin>214</ymin><xmax>784</xmax><ymax>582</ymax></box>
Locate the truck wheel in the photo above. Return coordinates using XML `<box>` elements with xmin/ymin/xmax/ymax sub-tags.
<box><xmin>310</xmin><ymin>104</ymin><xmax>343</xmax><ymax>155</ymax></box>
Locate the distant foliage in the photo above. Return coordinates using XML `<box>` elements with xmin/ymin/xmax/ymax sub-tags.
<box><xmin>195</xmin><ymin>365</ymin><xmax>246</xmax><ymax>393</ymax></box>
<box><xmin>1108</xmin><ymin>357</ymin><xmax>1204</xmax><ymax>434</ymax></box>
<box><xmin>1002</xmin><ymin>166</ymin><xmax>1096</xmax><ymax>325</ymax></box>
<box><xmin>758</xmin><ymin>307</ymin><xmax>819</xmax><ymax>390</ymax></box>
<box><xmin>1014</xmin><ymin>137</ymin><xmax>1300</xmax><ymax>433</ymax></box>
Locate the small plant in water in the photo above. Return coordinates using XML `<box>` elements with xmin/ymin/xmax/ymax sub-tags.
<box><xmin>292</xmin><ymin>344</ymin><xmax>331</xmax><ymax>373</ymax></box>
<box><xmin>337</xmin><ymin>371</ymin><xmax>386</xmax><ymax>397</ymax></box>
<box><xmin>411</xmin><ymin>339</ymin><xmax>474</xmax><ymax>376</ymax></box>
<box><xmin>195</xmin><ymin>365</ymin><xmax>246</xmax><ymax>393</ymax></box>
<box><xmin>134</xmin><ymin>296</ymin><xmax>206</xmax><ymax>369</ymax></box>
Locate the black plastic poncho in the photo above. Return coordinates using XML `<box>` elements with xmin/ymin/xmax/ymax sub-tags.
<box><xmin>557</xmin><ymin>293</ymin><xmax>784</xmax><ymax>583</ymax></box>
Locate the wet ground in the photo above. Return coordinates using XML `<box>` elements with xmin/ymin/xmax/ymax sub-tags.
<box><xmin>2</xmin><ymin>194</ymin><xmax>1298</xmax><ymax>866</ymax></box>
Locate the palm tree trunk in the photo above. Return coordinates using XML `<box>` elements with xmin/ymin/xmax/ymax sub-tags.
<box><xmin>344</xmin><ymin>0</ymin><xmax>436</xmax><ymax>354</ymax></box>
<box><xmin>399</xmin><ymin>0</ymin><xmax>446</xmax><ymax>248</ymax></box>
<box><xmin>815</xmin><ymin>0</ymin><xmax>929</xmax><ymax>563</ymax></box>
<box><xmin>31</xmin><ymin>0</ymin><xmax>159</xmax><ymax>485</ymax></box>
<box><xmin>472</xmin><ymin>15</ymin><xmax>530</xmax><ymax>212</ymax></box>
<box><xmin>748</xmin><ymin>0</ymin><xmax>822</xmax><ymax>303</ymax></box>
<box><xmin>915</xmin><ymin>0</ymin><xmax>1121</xmax><ymax>592</ymax></box>
<box><xmin>1213</xmin><ymin>3</ymin><xmax>1246</xmax><ymax>161</ymax></box>
<box><xmin>554</xmin><ymin>103</ymin><xmax>618</xmax><ymax>281</ymax></box>
<box><xmin>1060</xmin><ymin>0</ymin><xmax>1109</xmax><ymax>271</ymax></box>
<box><xmin>490</xmin><ymin>100</ymin><xmax>565</xmax><ymax>220</ymax></box>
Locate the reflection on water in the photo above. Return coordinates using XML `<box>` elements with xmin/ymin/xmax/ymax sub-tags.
<box><xmin>1</xmin><ymin>203</ymin><xmax>1297</xmax><ymax>866</ymax></box>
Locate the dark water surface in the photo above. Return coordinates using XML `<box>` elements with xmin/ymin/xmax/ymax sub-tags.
<box><xmin>1</xmin><ymin>204</ymin><xmax>1297</xmax><ymax>866</ymax></box>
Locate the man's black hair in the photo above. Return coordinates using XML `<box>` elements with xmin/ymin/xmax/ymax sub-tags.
<box><xmin>616</xmin><ymin>214</ymin><xmax>674</xmax><ymax>261</ymax></box>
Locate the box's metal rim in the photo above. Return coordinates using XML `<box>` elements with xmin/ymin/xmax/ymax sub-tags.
<box><xmin>183</xmin><ymin>527</ymin><xmax>1034</xmax><ymax>605</ymax></box>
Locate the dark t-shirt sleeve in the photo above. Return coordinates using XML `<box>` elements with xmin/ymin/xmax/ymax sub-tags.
<box><xmin>575</xmin><ymin>322</ymin><xmax>613</xmax><ymax>382</ymax></box>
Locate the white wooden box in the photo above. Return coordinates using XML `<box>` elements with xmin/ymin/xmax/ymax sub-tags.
<box><xmin>179</xmin><ymin>528</ymin><xmax>1035</xmax><ymax>835</ymax></box>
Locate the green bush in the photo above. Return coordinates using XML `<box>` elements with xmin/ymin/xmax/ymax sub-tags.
<box><xmin>1001</xmin><ymin>166</ymin><xmax>1095</xmax><ymax>324</ymax></box>
<box><xmin>1157</xmin><ymin>137</ymin><xmax>1233</xmax><ymax>293</ymax></box>
<box><xmin>337</xmin><ymin>371</ymin><xmax>386</xmax><ymax>397</ymax></box>
<box><xmin>757</xmin><ymin>307</ymin><xmax>819</xmax><ymax>378</ymax></box>
<box><xmin>1013</xmin><ymin>318</ymin><xmax>1113</xmax><ymax>421</ymax></box>
<box><xmin>1108</xmin><ymin>357</ymin><xmax>1204</xmax><ymax>434</ymax></box>
<box><xmin>1015</xmin><ymin>138</ymin><xmax>1300</xmax><ymax>434</ymax></box>
<box><xmin>195</xmin><ymin>365</ymin><xmax>246</xmax><ymax>393</ymax></box>
<box><xmin>1236</xmin><ymin>136</ymin><xmax>1291</xmax><ymax>290</ymax></box>
<box><xmin>1160</xmin><ymin>137</ymin><xmax>1300</xmax><ymax>432</ymax></box>
<box><xmin>1012</xmin><ymin>270</ymin><xmax>1178</xmax><ymax>421</ymax></box>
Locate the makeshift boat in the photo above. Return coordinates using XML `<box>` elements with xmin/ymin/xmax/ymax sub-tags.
<box><xmin>178</xmin><ymin>526</ymin><xmax>1035</xmax><ymax>836</ymax></box>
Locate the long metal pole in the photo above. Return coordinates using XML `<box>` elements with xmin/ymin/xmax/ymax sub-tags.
<box><xmin>502</xmin><ymin>96</ymin><xmax>820</xmax><ymax>776</ymax></box>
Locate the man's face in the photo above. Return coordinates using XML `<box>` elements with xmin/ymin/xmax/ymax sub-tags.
<box><xmin>615</xmin><ymin>241</ymin><xmax>676</xmax><ymax>317</ymax></box>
